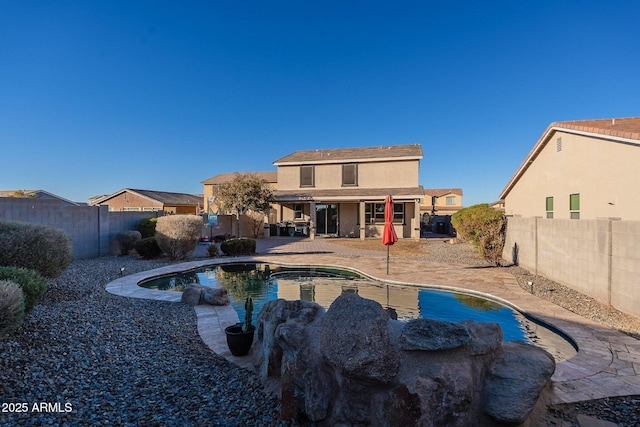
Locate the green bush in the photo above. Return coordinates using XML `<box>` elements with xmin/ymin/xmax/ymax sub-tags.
<box><xmin>220</xmin><ymin>238</ymin><xmax>256</xmax><ymax>256</ymax></box>
<box><xmin>0</xmin><ymin>280</ymin><xmax>25</xmax><ymax>338</ymax></box>
<box><xmin>116</xmin><ymin>230</ymin><xmax>142</xmax><ymax>256</ymax></box>
<box><xmin>155</xmin><ymin>215</ymin><xmax>202</xmax><ymax>260</ymax></box>
<box><xmin>451</xmin><ymin>204</ymin><xmax>506</xmax><ymax>265</ymax></box>
<box><xmin>0</xmin><ymin>220</ymin><xmax>72</xmax><ymax>278</ymax></box>
<box><xmin>135</xmin><ymin>237</ymin><xmax>162</xmax><ymax>259</ymax></box>
<box><xmin>138</xmin><ymin>217</ymin><xmax>159</xmax><ymax>238</ymax></box>
<box><xmin>0</xmin><ymin>266</ymin><xmax>48</xmax><ymax>313</ymax></box>
<box><xmin>207</xmin><ymin>243</ymin><xmax>220</xmax><ymax>258</ymax></box>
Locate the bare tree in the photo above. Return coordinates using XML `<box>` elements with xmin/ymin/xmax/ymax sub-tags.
<box><xmin>216</xmin><ymin>173</ymin><xmax>272</xmax><ymax>238</ymax></box>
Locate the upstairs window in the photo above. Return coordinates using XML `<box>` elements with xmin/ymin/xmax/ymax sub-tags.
<box><xmin>342</xmin><ymin>164</ymin><xmax>358</xmax><ymax>186</ymax></box>
<box><xmin>446</xmin><ymin>196</ymin><xmax>456</xmax><ymax>205</ymax></box>
<box><xmin>570</xmin><ymin>193</ymin><xmax>580</xmax><ymax>219</ymax></box>
<box><xmin>546</xmin><ymin>196</ymin><xmax>554</xmax><ymax>219</ymax></box>
<box><xmin>300</xmin><ymin>166</ymin><xmax>315</xmax><ymax>187</ymax></box>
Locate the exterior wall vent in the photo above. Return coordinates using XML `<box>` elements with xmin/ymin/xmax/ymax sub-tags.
<box><xmin>556</xmin><ymin>137</ymin><xmax>562</xmax><ymax>152</ymax></box>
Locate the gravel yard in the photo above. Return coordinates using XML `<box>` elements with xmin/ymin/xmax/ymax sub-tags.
<box><xmin>1</xmin><ymin>239</ymin><xmax>639</xmax><ymax>426</ymax></box>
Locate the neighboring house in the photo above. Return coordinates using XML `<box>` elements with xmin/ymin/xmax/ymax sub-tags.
<box><xmin>90</xmin><ymin>188</ymin><xmax>203</xmax><ymax>214</ymax></box>
<box><xmin>420</xmin><ymin>188</ymin><xmax>464</xmax><ymax>217</ymax></box>
<box><xmin>489</xmin><ymin>200</ymin><xmax>505</xmax><ymax>212</ymax></box>
<box><xmin>200</xmin><ymin>172</ymin><xmax>278</xmax><ymax>216</ymax></box>
<box><xmin>418</xmin><ymin>188</ymin><xmax>463</xmax><ymax>235</ymax></box>
<box><xmin>500</xmin><ymin>117</ymin><xmax>640</xmax><ymax>220</ymax></box>
<box><xmin>0</xmin><ymin>190</ymin><xmax>79</xmax><ymax>206</ymax></box>
<box><xmin>271</xmin><ymin>144</ymin><xmax>424</xmax><ymax>240</ymax></box>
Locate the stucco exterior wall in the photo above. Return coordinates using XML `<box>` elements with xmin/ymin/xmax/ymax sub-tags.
<box><xmin>339</xmin><ymin>203</ymin><xmax>359</xmax><ymax>237</ymax></box>
<box><xmin>503</xmin><ymin>216</ymin><xmax>640</xmax><ymax>317</ymax></box>
<box><xmin>277</xmin><ymin>160</ymin><xmax>420</xmax><ymax>190</ymax></box>
<box><xmin>504</xmin><ymin>131</ymin><xmax>640</xmax><ymax>220</ymax></box>
<box><xmin>98</xmin><ymin>192</ymin><xmax>163</xmax><ymax>212</ymax></box>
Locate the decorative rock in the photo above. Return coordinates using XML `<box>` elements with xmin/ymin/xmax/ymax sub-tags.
<box><xmin>181</xmin><ymin>285</ymin><xmax>230</xmax><ymax>306</ymax></box>
<box><xmin>320</xmin><ymin>293</ymin><xmax>400</xmax><ymax>384</ymax></box>
<box><xmin>399</xmin><ymin>318</ymin><xmax>472</xmax><ymax>351</ymax></box>
<box><xmin>202</xmin><ymin>287</ymin><xmax>230</xmax><ymax>306</ymax></box>
<box><xmin>483</xmin><ymin>341</ymin><xmax>556</xmax><ymax>424</ymax></box>
<box><xmin>181</xmin><ymin>285</ymin><xmax>203</xmax><ymax>306</ymax></box>
<box><xmin>252</xmin><ymin>294</ymin><xmax>556</xmax><ymax>426</ymax></box>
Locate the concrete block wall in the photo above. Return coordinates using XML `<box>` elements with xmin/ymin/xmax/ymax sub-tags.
<box><xmin>503</xmin><ymin>216</ymin><xmax>640</xmax><ymax>318</ymax></box>
<box><xmin>611</xmin><ymin>221</ymin><xmax>640</xmax><ymax>317</ymax></box>
<box><xmin>0</xmin><ymin>198</ymin><xmax>158</xmax><ymax>259</ymax></box>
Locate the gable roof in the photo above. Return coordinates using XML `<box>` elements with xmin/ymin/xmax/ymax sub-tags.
<box><xmin>499</xmin><ymin>117</ymin><xmax>640</xmax><ymax>200</ymax></box>
<box><xmin>0</xmin><ymin>189</ymin><xmax>79</xmax><ymax>205</ymax></box>
<box><xmin>424</xmin><ymin>188</ymin><xmax>463</xmax><ymax>197</ymax></box>
<box><xmin>201</xmin><ymin>171</ymin><xmax>277</xmax><ymax>185</ymax></box>
<box><xmin>273</xmin><ymin>144</ymin><xmax>423</xmax><ymax>165</ymax></box>
<box><xmin>92</xmin><ymin>188</ymin><xmax>201</xmax><ymax>206</ymax></box>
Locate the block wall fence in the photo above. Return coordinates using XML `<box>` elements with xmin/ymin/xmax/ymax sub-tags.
<box><xmin>0</xmin><ymin>198</ymin><xmax>160</xmax><ymax>258</ymax></box>
<box><xmin>502</xmin><ymin>216</ymin><xmax>640</xmax><ymax>318</ymax></box>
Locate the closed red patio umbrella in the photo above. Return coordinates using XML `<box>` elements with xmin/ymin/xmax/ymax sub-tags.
<box><xmin>382</xmin><ymin>195</ymin><xmax>398</xmax><ymax>274</ymax></box>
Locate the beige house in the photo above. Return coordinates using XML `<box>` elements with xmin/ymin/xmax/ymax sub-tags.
<box><xmin>0</xmin><ymin>190</ymin><xmax>79</xmax><ymax>206</ymax></box>
<box><xmin>90</xmin><ymin>188</ymin><xmax>202</xmax><ymax>214</ymax></box>
<box><xmin>272</xmin><ymin>144</ymin><xmax>424</xmax><ymax>240</ymax></box>
<box><xmin>500</xmin><ymin>117</ymin><xmax>640</xmax><ymax>220</ymax></box>
<box><xmin>420</xmin><ymin>188</ymin><xmax>464</xmax><ymax>217</ymax></box>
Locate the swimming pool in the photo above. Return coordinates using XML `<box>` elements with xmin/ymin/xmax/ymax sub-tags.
<box><xmin>139</xmin><ymin>262</ymin><xmax>577</xmax><ymax>361</ymax></box>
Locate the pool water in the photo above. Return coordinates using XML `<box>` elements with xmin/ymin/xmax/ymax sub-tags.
<box><xmin>139</xmin><ymin>263</ymin><xmax>577</xmax><ymax>361</ymax></box>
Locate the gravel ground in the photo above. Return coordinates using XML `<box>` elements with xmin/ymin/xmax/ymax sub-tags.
<box><xmin>2</xmin><ymin>242</ymin><xmax>639</xmax><ymax>426</ymax></box>
<box><xmin>0</xmin><ymin>257</ymin><xmax>281</xmax><ymax>426</ymax></box>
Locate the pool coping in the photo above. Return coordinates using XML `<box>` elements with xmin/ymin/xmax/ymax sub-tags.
<box><xmin>105</xmin><ymin>254</ymin><xmax>640</xmax><ymax>405</ymax></box>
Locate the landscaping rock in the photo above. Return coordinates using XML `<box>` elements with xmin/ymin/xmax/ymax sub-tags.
<box><xmin>181</xmin><ymin>284</ymin><xmax>203</xmax><ymax>306</ymax></box>
<box><xmin>202</xmin><ymin>287</ymin><xmax>230</xmax><ymax>306</ymax></box>
<box><xmin>253</xmin><ymin>294</ymin><xmax>556</xmax><ymax>426</ymax></box>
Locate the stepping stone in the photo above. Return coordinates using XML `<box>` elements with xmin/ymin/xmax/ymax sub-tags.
<box><xmin>576</xmin><ymin>414</ymin><xmax>619</xmax><ymax>427</ymax></box>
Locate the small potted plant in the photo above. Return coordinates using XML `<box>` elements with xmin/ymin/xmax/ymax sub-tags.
<box><xmin>224</xmin><ymin>297</ymin><xmax>255</xmax><ymax>356</ymax></box>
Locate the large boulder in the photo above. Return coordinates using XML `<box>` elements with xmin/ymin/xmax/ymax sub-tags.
<box><xmin>181</xmin><ymin>285</ymin><xmax>230</xmax><ymax>306</ymax></box>
<box><xmin>320</xmin><ymin>293</ymin><xmax>400</xmax><ymax>384</ymax></box>
<box><xmin>251</xmin><ymin>294</ymin><xmax>556</xmax><ymax>427</ymax></box>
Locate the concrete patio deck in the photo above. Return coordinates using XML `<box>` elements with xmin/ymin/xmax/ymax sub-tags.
<box><xmin>105</xmin><ymin>237</ymin><xmax>640</xmax><ymax>405</ymax></box>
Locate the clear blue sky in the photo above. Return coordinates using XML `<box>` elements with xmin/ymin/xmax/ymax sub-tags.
<box><xmin>2</xmin><ymin>1</ymin><xmax>639</xmax><ymax>206</ymax></box>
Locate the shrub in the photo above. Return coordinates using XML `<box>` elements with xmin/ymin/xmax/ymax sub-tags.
<box><xmin>0</xmin><ymin>280</ymin><xmax>25</xmax><ymax>338</ymax></box>
<box><xmin>138</xmin><ymin>218</ymin><xmax>159</xmax><ymax>238</ymax></box>
<box><xmin>115</xmin><ymin>231</ymin><xmax>142</xmax><ymax>256</ymax></box>
<box><xmin>0</xmin><ymin>266</ymin><xmax>48</xmax><ymax>313</ymax></box>
<box><xmin>134</xmin><ymin>237</ymin><xmax>162</xmax><ymax>259</ymax></box>
<box><xmin>220</xmin><ymin>238</ymin><xmax>256</xmax><ymax>256</ymax></box>
<box><xmin>155</xmin><ymin>215</ymin><xmax>202</xmax><ymax>260</ymax></box>
<box><xmin>207</xmin><ymin>243</ymin><xmax>220</xmax><ymax>258</ymax></box>
<box><xmin>0</xmin><ymin>220</ymin><xmax>72</xmax><ymax>278</ymax></box>
<box><xmin>451</xmin><ymin>204</ymin><xmax>506</xmax><ymax>265</ymax></box>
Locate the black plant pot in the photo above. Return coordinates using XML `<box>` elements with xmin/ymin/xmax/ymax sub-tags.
<box><xmin>224</xmin><ymin>324</ymin><xmax>255</xmax><ymax>356</ymax></box>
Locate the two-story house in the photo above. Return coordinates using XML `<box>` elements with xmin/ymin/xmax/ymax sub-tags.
<box><xmin>271</xmin><ymin>144</ymin><xmax>424</xmax><ymax>240</ymax></box>
<box><xmin>500</xmin><ymin>117</ymin><xmax>640</xmax><ymax>220</ymax></box>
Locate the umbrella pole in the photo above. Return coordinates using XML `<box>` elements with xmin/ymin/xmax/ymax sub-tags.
<box><xmin>386</xmin><ymin>245</ymin><xmax>390</xmax><ymax>274</ymax></box>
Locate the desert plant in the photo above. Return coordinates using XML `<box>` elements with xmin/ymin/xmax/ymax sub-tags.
<box><xmin>451</xmin><ymin>204</ymin><xmax>506</xmax><ymax>265</ymax></box>
<box><xmin>116</xmin><ymin>231</ymin><xmax>142</xmax><ymax>256</ymax></box>
<box><xmin>207</xmin><ymin>244</ymin><xmax>220</xmax><ymax>258</ymax></box>
<box><xmin>0</xmin><ymin>266</ymin><xmax>48</xmax><ymax>313</ymax></box>
<box><xmin>155</xmin><ymin>215</ymin><xmax>202</xmax><ymax>260</ymax></box>
<box><xmin>220</xmin><ymin>238</ymin><xmax>256</xmax><ymax>256</ymax></box>
<box><xmin>0</xmin><ymin>280</ymin><xmax>25</xmax><ymax>338</ymax></box>
<box><xmin>134</xmin><ymin>237</ymin><xmax>162</xmax><ymax>259</ymax></box>
<box><xmin>0</xmin><ymin>220</ymin><xmax>72</xmax><ymax>278</ymax></box>
<box><xmin>138</xmin><ymin>217</ymin><xmax>159</xmax><ymax>238</ymax></box>
<box><xmin>243</xmin><ymin>297</ymin><xmax>254</xmax><ymax>332</ymax></box>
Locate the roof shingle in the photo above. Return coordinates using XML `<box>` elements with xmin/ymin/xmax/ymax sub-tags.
<box><xmin>273</xmin><ymin>144</ymin><xmax>423</xmax><ymax>165</ymax></box>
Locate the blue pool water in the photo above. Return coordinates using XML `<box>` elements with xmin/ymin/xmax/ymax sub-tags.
<box><xmin>139</xmin><ymin>262</ymin><xmax>577</xmax><ymax>361</ymax></box>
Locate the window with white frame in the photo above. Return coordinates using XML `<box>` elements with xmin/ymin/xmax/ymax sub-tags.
<box><xmin>570</xmin><ymin>193</ymin><xmax>580</xmax><ymax>219</ymax></box>
<box><xmin>545</xmin><ymin>196</ymin><xmax>554</xmax><ymax>219</ymax></box>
